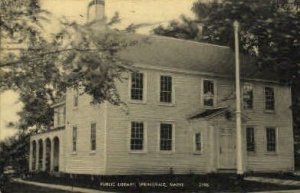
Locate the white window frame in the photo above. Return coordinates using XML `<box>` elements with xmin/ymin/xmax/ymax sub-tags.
<box><xmin>128</xmin><ymin>121</ymin><xmax>147</xmax><ymax>153</ymax></box>
<box><xmin>72</xmin><ymin>125</ymin><xmax>77</xmax><ymax>154</ymax></box>
<box><xmin>90</xmin><ymin>123</ymin><xmax>97</xmax><ymax>152</ymax></box>
<box><xmin>265</xmin><ymin>127</ymin><xmax>278</xmax><ymax>153</ymax></box>
<box><xmin>193</xmin><ymin>132</ymin><xmax>203</xmax><ymax>154</ymax></box>
<box><xmin>128</xmin><ymin>71</ymin><xmax>147</xmax><ymax>104</ymax></box>
<box><xmin>201</xmin><ymin>78</ymin><xmax>217</xmax><ymax>108</ymax></box>
<box><xmin>158</xmin><ymin>122</ymin><xmax>175</xmax><ymax>153</ymax></box>
<box><xmin>158</xmin><ymin>73</ymin><xmax>175</xmax><ymax>106</ymax></box>
<box><xmin>264</xmin><ymin>86</ymin><xmax>275</xmax><ymax>112</ymax></box>
<box><xmin>242</xmin><ymin>83</ymin><xmax>254</xmax><ymax>110</ymax></box>
<box><xmin>73</xmin><ymin>88</ymin><xmax>79</xmax><ymax>108</ymax></box>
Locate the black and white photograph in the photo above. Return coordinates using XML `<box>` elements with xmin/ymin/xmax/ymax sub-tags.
<box><xmin>0</xmin><ymin>0</ymin><xmax>300</xmax><ymax>192</ymax></box>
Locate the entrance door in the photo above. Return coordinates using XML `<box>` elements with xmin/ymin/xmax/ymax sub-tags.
<box><xmin>218</xmin><ymin>128</ymin><xmax>236</xmax><ymax>169</ymax></box>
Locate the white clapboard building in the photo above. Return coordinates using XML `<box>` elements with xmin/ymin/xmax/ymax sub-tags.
<box><xmin>29</xmin><ymin>0</ymin><xmax>294</xmax><ymax>176</ymax></box>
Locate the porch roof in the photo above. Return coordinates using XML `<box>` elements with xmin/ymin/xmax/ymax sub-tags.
<box><xmin>189</xmin><ymin>107</ymin><xmax>228</xmax><ymax>120</ymax></box>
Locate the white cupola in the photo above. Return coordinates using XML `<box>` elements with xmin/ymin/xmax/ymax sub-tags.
<box><xmin>87</xmin><ymin>0</ymin><xmax>105</xmax><ymax>23</ymax></box>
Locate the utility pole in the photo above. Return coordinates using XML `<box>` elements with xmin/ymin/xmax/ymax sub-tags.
<box><xmin>234</xmin><ymin>20</ymin><xmax>244</xmax><ymax>175</ymax></box>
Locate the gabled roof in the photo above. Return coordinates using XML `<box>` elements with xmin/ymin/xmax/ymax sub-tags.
<box><xmin>117</xmin><ymin>34</ymin><xmax>279</xmax><ymax>81</ymax></box>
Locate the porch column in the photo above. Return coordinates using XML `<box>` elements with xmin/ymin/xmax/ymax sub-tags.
<box><xmin>42</xmin><ymin>140</ymin><xmax>46</xmax><ymax>171</ymax></box>
<box><xmin>35</xmin><ymin>141</ymin><xmax>39</xmax><ymax>171</ymax></box>
<box><xmin>50</xmin><ymin>139</ymin><xmax>55</xmax><ymax>171</ymax></box>
<box><xmin>29</xmin><ymin>141</ymin><xmax>33</xmax><ymax>171</ymax></box>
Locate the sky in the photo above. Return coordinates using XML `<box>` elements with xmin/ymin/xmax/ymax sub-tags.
<box><xmin>0</xmin><ymin>0</ymin><xmax>196</xmax><ymax>141</ymax></box>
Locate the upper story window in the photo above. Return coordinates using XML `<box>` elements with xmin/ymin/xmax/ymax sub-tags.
<box><xmin>243</xmin><ymin>83</ymin><xmax>253</xmax><ymax>110</ymax></box>
<box><xmin>72</xmin><ymin>126</ymin><xmax>77</xmax><ymax>152</ymax></box>
<box><xmin>194</xmin><ymin>132</ymin><xmax>202</xmax><ymax>152</ymax></box>
<box><xmin>160</xmin><ymin>75</ymin><xmax>172</xmax><ymax>103</ymax></box>
<box><xmin>56</xmin><ymin>109</ymin><xmax>61</xmax><ymax>126</ymax></box>
<box><xmin>131</xmin><ymin>72</ymin><xmax>144</xmax><ymax>101</ymax></box>
<box><xmin>246</xmin><ymin>127</ymin><xmax>255</xmax><ymax>152</ymax></box>
<box><xmin>266</xmin><ymin>127</ymin><xmax>276</xmax><ymax>152</ymax></box>
<box><xmin>203</xmin><ymin>79</ymin><xmax>215</xmax><ymax>107</ymax></box>
<box><xmin>160</xmin><ymin>123</ymin><xmax>173</xmax><ymax>151</ymax></box>
<box><xmin>74</xmin><ymin>89</ymin><xmax>79</xmax><ymax>107</ymax></box>
<box><xmin>90</xmin><ymin>123</ymin><xmax>96</xmax><ymax>151</ymax></box>
<box><xmin>265</xmin><ymin>87</ymin><xmax>275</xmax><ymax>111</ymax></box>
<box><xmin>130</xmin><ymin>122</ymin><xmax>144</xmax><ymax>151</ymax></box>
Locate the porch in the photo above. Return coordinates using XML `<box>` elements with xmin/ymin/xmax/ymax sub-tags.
<box><xmin>29</xmin><ymin>127</ymin><xmax>65</xmax><ymax>173</ymax></box>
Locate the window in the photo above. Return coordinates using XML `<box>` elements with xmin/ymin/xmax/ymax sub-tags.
<box><xmin>265</xmin><ymin>87</ymin><xmax>275</xmax><ymax>110</ymax></box>
<box><xmin>90</xmin><ymin>123</ymin><xmax>96</xmax><ymax>151</ymax></box>
<box><xmin>72</xmin><ymin>126</ymin><xmax>77</xmax><ymax>152</ymax></box>
<box><xmin>195</xmin><ymin>132</ymin><xmax>202</xmax><ymax>152</ymax></box>
<box><xmin>246</xmin><ymin>127</ymin><xmax>255</xmax><ymax>152</ymax></box>
<box><xmin>266</xmin><ymin>127</ymin><xmax>276</xmax><ymax>152</ymax></box>
<box><xmin>243</xmin><ymin>83</ymin><xmax>253</xmax><ymax>109</ymax></box>
<box><xmin>130</xmin><ymin>122</ymin><xmax>144</xmax><ymax>150</ymax></box>
<box><xmin>203</xmin><ymin>80</ymin><xmax>215</xmax><ymax>107</ymax></box>
<box><xmin>131</xmin><ymin>72</ymin><xmax>144</xmax><ymax>100</ymax></box>
<box><xmin>63</xmin><ymin>106</ymin><xmax>66</xmax><ymax>124</ymax></box>
<box><xmin>160</xmin><ymin>123</ymin><xmax>173</xmax><ymax>151</ymax></box>
<box><xmin>160</xmin><ymin>76</ymin><xmax>172</xmax><ymax>103</ymax></box>
<box><xmin>56</xmin><ymin>110</ymin><xmax>61</xmax><ymax>126</ymax></box>
<box><xmin>74</xmin><ymin>89</ymin><xmax>79</xmax><ymax>107</ymax></box>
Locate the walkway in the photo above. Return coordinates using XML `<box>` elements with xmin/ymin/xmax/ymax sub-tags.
<box><xmin>245</xmin><ymin>176</ymin><xmax>300</xmax><ymax>187</ymax></box>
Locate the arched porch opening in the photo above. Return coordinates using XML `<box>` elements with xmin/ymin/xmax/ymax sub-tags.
<box><xmin>53</xmin><ymin>137</ymin><xmax>60</xmax><ymax>172</ymax></box>
<box><xmin>31</xmin><ymin>141</ymin><xmax>37</xmax><ymax>171</ymax></box>
<box><xmin>38</xmin><ymin>139</ymin><xmax>43</xmax><ymax>171</ymax></box>
<box><xmin>45</xmin><ymin>138</ymin><xmax>51</xmax><ymax>172</ymax></box>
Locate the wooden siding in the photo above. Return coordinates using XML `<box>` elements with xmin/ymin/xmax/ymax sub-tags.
<box><xmin>63</xmin><ymin>89</ymin><xmax>107</xmax><ymax>175</ymax></box>
<box><xmin>105</xmin><ymin>68</ymin><xmax>294</xmax><ymax>175</ymax></box>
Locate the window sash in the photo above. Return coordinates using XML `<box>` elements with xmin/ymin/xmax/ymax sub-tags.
<box><xmin>160</xmin><ymin>76</ymin><xmax>172</xmax><ymax>103</ymax></box>
<box><xmin>243</xmin><ymin>84</ymin><xmax>254</xmax><ymax>109</ymax></box>
<box><xmin>265</xmin><ymin>87</ymin><xmax>275</xmax><ymax>110</ymax></box>
<box><xmin>91</xmin><ymin>123</ymin><xmax>96</xmax><ymax>151</ymax></box>
<box><xmin>266</xmin><ymin>128</ymin><xmax>276</xmax><ymax>152</ymax></box>
<box><xmin>131</xmin><ymin>72</ymin><xmax>144</xmax><ymax>100</ymax></box>
<box><xmin>203</xmin><ymin>80</ymin><xmax>214</xmax><ymax>107</ymax></box>
<box><xmin>160</xmin><ymin>124</ymin><xmax>172</xmax><ymax>150</ymax></box>
<box><xmin>74</xmin><ymin>89</ymin><xmax>79</xmax><ymax>107</ymax></box>
<box><xmin>195</xmin><ymin>133</ymin><xmax>201</xmax><ymax>152</ymax></box>
<box><xmin>130</xmin><ymin>122</ymin><xmax>144</xmax><ymax>150</ymax></box>
<box><xmin>72</xmin><ymin>126</ymin><xmax>77</xmax><ymax>152</ymax></box>
<box><xmin>246</xmin><ymin>127</ymin><xmax>255</xmax><ymax>152</ymax></box>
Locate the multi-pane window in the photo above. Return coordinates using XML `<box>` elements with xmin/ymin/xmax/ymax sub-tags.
<box><xmin>265</xmin><ymin>87</ymin><xmax>275</xmax><ymax>110</ymax></box>
<box><xmin>195</xmin><ymin>132</ymin><xmax>202</xmax><ymax>152</ymax></box>
<box><xmin>203</xmin><ymin>80</ymin><xmax>214</xmax><ymax>107</ymax></box>
<box><xmin>243</xmin><ymin>83</ymin><xmax>253</xmax><ymax>109</ymax></box>
<box><xmin>160</xmin><ymin>76</ymin><xmax>172</xmax><ymax>103</ymax></box>
<box><xmin>131</xmin><ymin>72</ymin><xmax>144</xmax><ymax>100</ymax></box>
<box><xmin>72</xmin><ymin>126</ymin><xmax>77</xmax><ymax>152</ymax></box>
<box><xmin>160</xmin><ymin>123</ymin><xmax>173</xmax><ymax>151</ymax></box>
<box><xmin>90</xmin><ymin>123</ymin><xmax>96</xmax><ymax>151</ymax></box>
<box><xmin>74</xmin><ymin>89</ymin><xmax>79</xmax><ymax>107</ymax></box>
<box><xmin>246</xmin><ymin>127</ymin><xmax>255</xmax><ymax>152</ymax></box>
<box><xmin>266</xmin><ymin>127</ymin><xmax>276</xmax><ymax>152</ymax></box>
<box><xmin>56</xmin><ymin>110</ymin><xmax>61</xmax><ymax>126</ymax></box>
<box><xmin>130</xmin><ymin>122</ymin><xmax>144</xmax><ymax>150</ymax></box>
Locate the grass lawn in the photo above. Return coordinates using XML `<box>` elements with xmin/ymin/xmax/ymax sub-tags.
<box><xmin>1</xmin><ymin>181</ymin><xmax>80</xmax><ymax>193</ymax></box>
